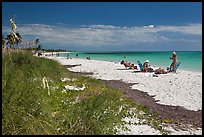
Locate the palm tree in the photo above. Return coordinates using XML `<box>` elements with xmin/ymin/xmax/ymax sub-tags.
<box><xmin>6</xmin><ymin>32</ymin><xmax>22</xmax><ymax>48</ymax></box>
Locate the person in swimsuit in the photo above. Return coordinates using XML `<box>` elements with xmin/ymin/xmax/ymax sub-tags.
<box><xmin>170</xmin><ymin>51</ymin><xmax>177</xmax><ymax>72</ymax></box>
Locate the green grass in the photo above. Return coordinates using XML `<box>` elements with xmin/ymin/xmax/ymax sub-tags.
<box><xmin>2</xmin><ymin>49</ymin><xmax>172</xmax><ymax>135</ymax></box>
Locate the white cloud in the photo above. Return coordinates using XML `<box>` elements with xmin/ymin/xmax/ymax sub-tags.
<box><xmin>2</xmin><ymin>23</ymin><xmax>202</xmax><ymax>50</ymax></box>
<box><xmin>154</xmin><ymin>24</ymin><xmax>202</xmax><ymax>35</ymax></box>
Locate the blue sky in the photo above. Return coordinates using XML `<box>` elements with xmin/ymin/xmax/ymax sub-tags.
<box><xmin>2</xmin><ymin>2</ymin><xmax>202</xmax><ymax>51</ymax></box>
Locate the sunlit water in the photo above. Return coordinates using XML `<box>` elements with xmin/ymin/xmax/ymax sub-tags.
<box><xmin>58</xmin><ymin>51</ymin><xmax>202</xmax><ymax>72</ymax></box>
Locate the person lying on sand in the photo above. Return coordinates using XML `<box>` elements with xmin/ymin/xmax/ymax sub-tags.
<box><xmin>120</xmin><ymin>60</ymin><xmax>130</xmax><ymax>68</ymax></box>
<box><xmin>154</xmin><ymin>67</ymin><xmax>168</xmax><ymax>74</ymax></box>
<box><xmin>130</xmin><ymin>63</ymin><xmax>138</xmax><ymax>70</ymax></box>
<box><xmin>120</xmin><ymin>60</ymin><xmax>138</xmax><ymax>70</ymax></box>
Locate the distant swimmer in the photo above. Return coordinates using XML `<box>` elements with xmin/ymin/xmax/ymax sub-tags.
<box><xmin>122</xmin><ymin>54</ymin><xmax>126</xmax><ymax>58</ymax></box>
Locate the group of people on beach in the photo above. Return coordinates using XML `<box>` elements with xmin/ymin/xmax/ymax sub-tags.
<box><xmin>120</xmin><ymin>51</ymin><xmax>178</xmax><ymax>74</ymax></box>
<box><xmin>120</xmin><ymin>59</ymin><xmax>154</xmax><ymax>72</ymax></box>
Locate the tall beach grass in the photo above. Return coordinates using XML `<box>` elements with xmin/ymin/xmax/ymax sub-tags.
<box><xmin>2</xmin><ymin>49</ymin><xmax>170</xmax><ymax>135</ymax></box>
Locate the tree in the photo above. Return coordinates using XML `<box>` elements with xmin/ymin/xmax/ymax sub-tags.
<box><xmin>5</xmin><ymin>17</ymin><xmax>23</xmax><ymax>49</ymax></box>
<box><xmin>6</xmin><ymin>32</ymin><xmax>22</xmax><ymax>48</ymax></box>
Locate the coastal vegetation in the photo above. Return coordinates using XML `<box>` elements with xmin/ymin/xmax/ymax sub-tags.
<box><xmin>2</xmin><ymin>50</ymin><xmax>170</xmax><ymax>135</ymax></box>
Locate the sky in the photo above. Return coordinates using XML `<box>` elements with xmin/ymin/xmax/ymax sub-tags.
<box><xmin>2</xmin><ymin>2</ymin><xmax>202</xmax><ymax>51</ymax></box>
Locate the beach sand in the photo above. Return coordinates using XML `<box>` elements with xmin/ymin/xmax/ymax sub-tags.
<box><xmin>45</xmin><ymin>56</ymin><xmax>202</xmax><ymax>135</ymax></box>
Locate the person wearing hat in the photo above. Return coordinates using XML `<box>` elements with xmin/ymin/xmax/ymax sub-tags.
<box><xmin>170</xmin><ymin>51</ymin><xmax>177</xmax><ymax>71</ymax></box>
<box><xmin>143</xmin><ymin>60</ymin><xmax>150</xmax><ymax>72</ymax></box>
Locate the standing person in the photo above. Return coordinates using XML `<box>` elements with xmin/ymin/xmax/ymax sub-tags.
<box><xmin>76</xmin><ymin>54</ymin><xmax>78</xmax><ymax>58</ymax></box>
<box><xmin>67</xmin><ymin>53</ymin><xmax>69</xmax><ymax>59</ymax></box>
<box><xmin>170</xmin><ymin>51</ymin><xmax>177</xmax><ymax>72</ymax></box>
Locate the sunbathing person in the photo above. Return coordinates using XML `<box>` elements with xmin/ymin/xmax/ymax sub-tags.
<box><xmin>125</xmin><ymin>61</ymin><xmax>131</xmax><ymax>68</ymax></box>
<box><xmin>143</xmin><ymin>60</ymin><xmax>149</xmax><ymax>72</ymax></box>
<box><xmin>154</xmin><ymin>67</ymin><xmax>167</xmax><ymax>74</ymax></box>
<box><xmin>120</xmin><ymin>60</ymin><xmax>125</xmax><ymax>65</ymax></box>
<box><xmin>143</xmin><ymin>60</ymin><xmax>154</xmax><ymax>72</ymax></box>
<box><xmin>130</xmin><ymin>63</ymin><xmax>138</xmax><ymax>70</ymax></box>
<box><xmin>120</xmin><ymin>60</ymin><xmax>138</xmax><ymax>70</ymax></box>
<box><xmin>120</xmin><ymin>60</ymin><xmax>131</xmax><ymax>68</ymax></box>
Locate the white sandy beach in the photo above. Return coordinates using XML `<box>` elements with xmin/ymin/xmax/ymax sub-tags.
<box><xmin>45</xmin><ymin>56</ymin><xmax>202</xmax><ymax>135</ymax></box>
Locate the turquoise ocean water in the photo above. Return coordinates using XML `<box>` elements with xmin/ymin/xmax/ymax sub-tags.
<box><xmin>58</xmin><ymin>51</ymin><xmax>202</xmax><ymax>72</ymax></box>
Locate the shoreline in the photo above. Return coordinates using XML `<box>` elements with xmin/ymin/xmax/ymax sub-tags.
<box><xmin>42</xmin><ymin>51</ymin><xmax>202</xmax><ymax>73</ymax></box>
